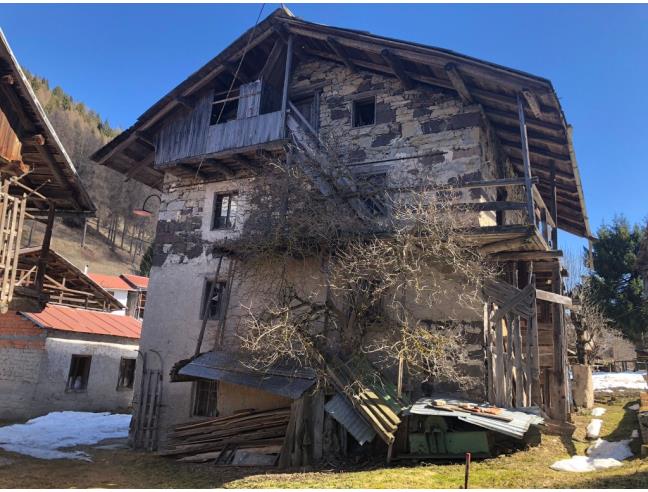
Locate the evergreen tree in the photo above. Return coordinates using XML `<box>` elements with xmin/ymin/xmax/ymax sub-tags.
<box><xmin>589</xmin><ymin>215</ymin><xmax>648</xmax><ymax>344</ymax></box>
<box><xmin>139</xmin><ymin>245</ymin><xmax>154</xmax><ymax>277</ymax></box>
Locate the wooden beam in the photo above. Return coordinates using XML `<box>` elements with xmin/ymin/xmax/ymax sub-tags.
<box><xmin>380</xmin><ymin>49</ymin><xmax>414</xmax><ymax>90</ymax></box>
<box><xmin>135</xmin><ymin>131</ymin><xmax>156</xmax><ymax>149</ymax></box>
<box><xmin>124</xmin><ymin>153</ymin><xmax>155</xmax><ymax>182</ymax></box>
<box><xmin>535</xmin><ymin>288</ymin><xmax>572</xmax><ymax>307</ymax></box>
<box><xmin>174</xmin><ymin>96</ymin><xmax>195</xmax><ymax>110</ymax></box>
<box><xmin>521</xmin><ymin>89</ymin><xmax>542</xmax><ymax>118</ymax></box>
<box><xmin>517</xmin><ymin>93</ymin><xmax>535</xmax><ymax>224</ymax></box>
<box><xmin>224</xmin><ymin>62</ymin><xmax>253</xmax><ymax>84</ymax></box>
<box><xmin>492</xmin><ymin>250</ymin><xmax>563</xmax><ymax>261</ymax></box>
<box><xmin>481</xmin><ymin>236</ymin><xmax>532</xmax><ymax>255</ymax></box>
<box><xmin>444</xmin><ymin>63</ymin><xmax>473</xmax><ymax>104</ymax></box>
<box><xmin>327</xmin><ymin>37</ymin><xmax>357</xmax><ymax>73</ymax></box>
<box><xmin>281</xmin><ymin>34</ymin><xmax>294</xmax><ymax>118</ymax></box>
<box><xmin>205</xmin><ymin>159</ymin><xmax>235</xmax><ymax>179</ymax></box>
<box><xmin>259</xmin><ymin>38</ymin><xmax>285</xmax><ymax>81</ymax></box>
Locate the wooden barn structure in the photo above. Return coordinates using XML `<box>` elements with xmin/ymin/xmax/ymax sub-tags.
<box><xmin>0</xmin><ymin>29</ymin><xmax>95</xmax><ymax>313</ymax></box>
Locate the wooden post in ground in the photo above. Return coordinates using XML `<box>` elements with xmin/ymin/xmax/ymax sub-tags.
<box><xmin>81</xmin><ymin>218</ymin><xmax>87</xmax><ymax>247</ymax></box>
<box><xmin>35</xmin><ymin>203</ymin><xmax>55</xmax><ymax>293</ymax></box>
<box><xmin>281</xmin><ymin>34</ymin><xmax>294</xmax><ymax>136</ymax></box>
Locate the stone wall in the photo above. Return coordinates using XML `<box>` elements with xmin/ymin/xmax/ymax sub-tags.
<box><xmin>137</xmin><ymin>59</ymin><xmax>523</xmax><ymax>445</ymax></box>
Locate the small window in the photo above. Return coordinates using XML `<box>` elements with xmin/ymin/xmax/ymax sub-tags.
<box><xmin>117</xmin><ymin>358</ymin><xmax>136</xmax><ymax>390</ymax></box>
<box><xmin>353</xmin><ymin>97</ymin><xmax>376</xmax><ymax>127</ymax></box>
<box><xmin>66</xmin><ymin>355</ymin><xmax>92</xmax><ymax>392</ymax></box>
<box><xmin>210</xmin><ymin>93</ymin><xmax>238</xmax><ymax>125</ymax></box>
<box><xmin>212</xmin><ymin>193</ymin><xmax>237</xmax><ymax>230</ymax></box>
<box><xmin>193</xmin><ymin>380</ymin><xmax>218</xmax><ymax>417</ymax></box>
<box><xmin>201</xmin><ymin>280</ymin><xmax>226</xmax><ymax>320</ymax></box>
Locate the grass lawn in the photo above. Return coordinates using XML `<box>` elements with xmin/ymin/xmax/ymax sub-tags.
<box><xmin>0</xmin><ymin>396</ymin><xmax>646</xmax><ymax>488</ymax></box>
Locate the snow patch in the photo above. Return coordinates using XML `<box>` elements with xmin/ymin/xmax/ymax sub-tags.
<box><xmin>550</xmin><ymin>439</ymin><xmax>633</xmax><ymax>473</ymax></box>
<box><xmin>592</xmin><ymin>372</ymin><xmax>648</xmax><ymax>391</ymax></box>
<box><xmin>586</xmin><ymin>419</ymin><xmax>603</xmax><ymax>439</ymax></box>
<box><xmin>0</xmin><ymin>411</ymin><xmax>131</xmax><ymax>460</ymax></box>
<box><xmin>591</xmin><ymin>407</ymin><xmax>606</xmax><ymax>417</ymax></box>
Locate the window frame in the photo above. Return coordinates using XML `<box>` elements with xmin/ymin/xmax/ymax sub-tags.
<box><xmin>211</xmin><ymin>192</ymin><xmax>238</xmax><ymax>230</ymax></box>
<box><xmin>192</xmin><ymin>379</ymin><xmax>218</xmax><ymax>417</ymax></box>
<box><xmin>352</xmin><ymin>96</ymin><xmax>376</xmax><ymax>128</ymax></box>
<box><xmin>200</xmin><ymin>279</ymin><xmax>226</xmax><ymax>320</ymax></box>
<box><xmin>66</xmin><ymin>354</ymin><xmax>92</xmax><ymax>393</ymax></box>
<box><xmin>116</xmin><ymin>357</ymin><xmax>137</xmax><ymax>390</ymax></box>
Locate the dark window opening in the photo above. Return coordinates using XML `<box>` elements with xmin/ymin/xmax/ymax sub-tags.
<box><xmin>210</xmin><ymin>95</ymin><xmax>239</xmax><ymax>126</ymax></box>
<box><xmin>293</xmin><ymin>94</ymin><xmax>319</xmax><ymax>131</ymax></box>
<box><xmin>66</xmin><ymin>355</ymin><xmax>91</xmax><ymax>392</ymax></box>
<box><xmin>193</xmin><ymin>380</ymin><xmax>218</xmax><ymax>417</ymax></box>
<box><xmin>117</xmin><ymin>358</ymin><xmax>136</xmax><ymax>390</ymax></box>
<box><xmin>212</xmin><ymin>193</ymin><xmax>237</xmax><ymax>230</ymax></box>
<box><xmin>353</xmin><ymin>97</ymin><xmax>376</xmax><ymax>127</ymax></box>
<box><xmin>358</xmin><ymin>173</ymin><xmax>388</xmax><ymax>216</ymax></box>
<box><xmin>201</xmin><ymin>280</ymin><xmax>226</xmax><ymax>320</ymax></box>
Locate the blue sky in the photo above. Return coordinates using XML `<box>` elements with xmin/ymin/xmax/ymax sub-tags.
<box><xmin>2</xmin><ymin>3</ymin><xmax>647</xmax><ymax>253</ymax></box>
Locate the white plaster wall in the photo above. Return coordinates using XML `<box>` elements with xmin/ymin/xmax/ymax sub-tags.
<box><xmin>28</xmin><ymin>336</ymin><xmax>139</xmax><ymax>417</ymax></box>
<box><xmin>107</xmin><ymin>289</ymin><xmax>128</xmax><ymax>316</ymax></box>
<box><xmin>0</xmin><ymin>348</ymin><xmax>44</xmax><ymax>420</ymax></box>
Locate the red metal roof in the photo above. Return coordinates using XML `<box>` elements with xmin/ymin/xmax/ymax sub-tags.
<box><xmin>23</xmin><ymin>304</ymin><xmax>141</xmax><ymax>340</ymax></box>
<box><xmin>88</xmin><ymin>273</ymin><xmax>134</xmax><ymax>291</ymax></box>
<box><xmin>121</xmin><ymin>274</ymin><xmax>149</xmax><ymax>289</ymax></box>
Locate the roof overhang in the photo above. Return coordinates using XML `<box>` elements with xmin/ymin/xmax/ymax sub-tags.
<box><xmin>0</xmin><ymin>29</ymin><xmax>95</xmax><ymax>215</ymax></box>
<box><xmin>91</xmin><ymin>7</ymin><xmax>589</xmax><ymax>238</ymax></box>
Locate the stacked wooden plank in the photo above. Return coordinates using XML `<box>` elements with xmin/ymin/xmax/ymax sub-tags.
<box><xmin>161</xmin><ymin>407</ymin><xmax>290</xmax><ymax>462</ymax></box>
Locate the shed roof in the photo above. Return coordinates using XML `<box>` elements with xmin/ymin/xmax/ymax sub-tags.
<box><xmin>91</xmin><ymin>7</ymin><xmax>589</xmax><ymax>238</ymax></box>
<box><xmin>174</xmin><ymin>350</ymin><xmax>316</xmax><ymax>400</ymax></box>
<box><xmin>23</xmin><ymin>304</ymin><xmax>142</xmax><ymax>340</ymax></box>
<box><xmin>0</xmin><ymin>30</ymin><xmax>95</xmax><ymax>215</ymax></box>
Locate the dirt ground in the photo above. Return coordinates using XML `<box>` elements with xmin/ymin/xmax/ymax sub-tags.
<box><xmin>0</xmin><ymin>396</ymin><xmax>646</xmax><ymax>489</ymax></box>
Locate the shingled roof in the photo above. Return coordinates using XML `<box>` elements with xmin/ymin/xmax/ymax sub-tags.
<box><xmin>91</xmin><ymin>7</ymin><xmax>589</xmax><ymax>238</ymax></box>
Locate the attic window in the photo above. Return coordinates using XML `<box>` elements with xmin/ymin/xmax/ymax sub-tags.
<box><xmin>210</xmin><ymin>91</ymin><xmax>239</xmax><ymax>125</ymax></box>
<box><xmin>353</xmin><ymin>97</ymin><xmax>376</xmax><ymax>127</ymax></box>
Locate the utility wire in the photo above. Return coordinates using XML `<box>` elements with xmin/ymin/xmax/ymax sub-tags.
<box><xmin>195</xmin><ymin>3</ymin><xmax>266</xmax><ymax>179</ymax></box>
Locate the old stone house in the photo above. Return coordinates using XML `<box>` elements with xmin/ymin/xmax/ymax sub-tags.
<box><xmin>93</xmin><ymin>8</ymin><xmax>590</xmax><ymax>460</ymax></box>
<box><xmin>0</xmin><ymin>248</ymin><xmax>142</xmax><ymax>420</ymax></box>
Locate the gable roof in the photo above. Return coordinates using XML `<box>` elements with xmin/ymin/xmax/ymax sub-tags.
<box><xmin>0</xmin><ymin>30</ymin><xmax>95</xmax><ymax>215</ymax></box>
<box><xmin>91</xmin><ymin>7</ymin><xmax>589</xmax><ymax>238</ymax></box>
<box><xmin>23</xmin><ymin>304</ymin><xmax>141</xmax><ymax>339</ymax></box>
<box><xmin>18</xmin><ymin>247</ymin><xmax>124</xmax><ymax>311</ymax></box>
<box><xmin>88</xmin><ymin>273</ymin><xmax>135</xmax><ymax>292</ymax></box>
<box><xmin>121</xmin><ymin>274</ymin><xmax>149</xmax><ymax>290</ymax></box>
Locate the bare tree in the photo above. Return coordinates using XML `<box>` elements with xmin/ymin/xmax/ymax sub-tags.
<box><xmin>225</xmin><ymin>147</ymin><xmax>496</xmax><ymax>394</ymax></box>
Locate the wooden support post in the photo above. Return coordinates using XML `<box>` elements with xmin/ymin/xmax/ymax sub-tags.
<box><xmin>281</xmin><ymin>34</ymin><xmax>294</xmax><ymax>124</ymax></box>
<box><xmin>551</xmin><ymin>263</ymin><xmax>569</xmax><ymax>422</ymax></box>
<box><xmin>549</xmin><ymin>161</ymin><xmax>558</xmax><ymax>249</ymax></box>
<box><xmin>35</xmin><ymin>203</ymin><xmax>55</xmax><ymax>293</ymax></box>
<box><xmin>327</xmin><ymin>37</ymin><xmax>357</xmax><ymax>73</ymax></box>
<box><xmin>517</xmin><ymin>93</ymin><xmax>535</xmax><ymax>225</ymax></box>
<box><xmin>81</xmin><ymin>217</ymin><xmax>87</xmax><ymax>247</ymax></box>
<box><xmin>529</xmin><ymin>275</ymin><xmax>542</xmax><ymax>406</ymax></box>
<box><xmin>381</xmin><ymin>49</ymin><xmax>415</xmax><ymax>90</ymax></box>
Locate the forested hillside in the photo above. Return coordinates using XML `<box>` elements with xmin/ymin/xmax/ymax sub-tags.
<box><xmin>24</xmin><ymin>72</ymin><xmax>156</xmax><ymax>273</ymax></box>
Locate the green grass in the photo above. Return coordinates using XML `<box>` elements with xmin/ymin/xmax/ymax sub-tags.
<box><xmin>0</xmin><ymin>397</ymin><xmax>646</xmax><ymax>488</ymax></box>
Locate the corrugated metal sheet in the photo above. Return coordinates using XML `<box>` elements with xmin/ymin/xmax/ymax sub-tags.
<box><xmin>324</xmin><ymin>393</ymin><xmax>376</xmax><ymax>445</ymax></box>
<box><xmin>23</xmin><ymin>304</ymin><xmax>142</xmax><ymax>339</ymax></box>
<box><xmin>327</xmin><ymin>355</ymin><xmax>407</xmax><ymax>445</ymax></box>
<box><xmin>406</xmin><ymin>398</ymin><xmax>544</xmax><ymax>439</ymax></box>
<box><xmin>177</xmin><ymin>351</ymin><xmax>316</xmax><ymax>400</ymax></box>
